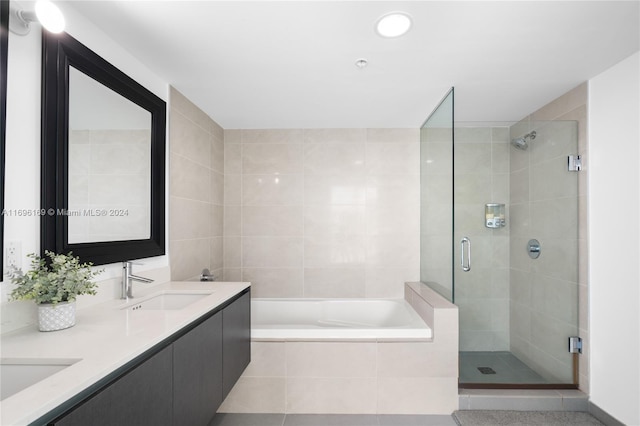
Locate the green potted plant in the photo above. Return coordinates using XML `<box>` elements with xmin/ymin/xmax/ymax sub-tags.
<box><xmin>8</xmin><ymin>251</ymin><xmax>103</xmax><ymax>331</ymax></box>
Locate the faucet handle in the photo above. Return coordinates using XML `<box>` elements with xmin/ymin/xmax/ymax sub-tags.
<box><xmin>123</xmin><ymin>260</ymin><xmax>144</xmax><ymax>269</ymax></box>
<box><xmin>200</xmin><ymin>268</ymin><xmax>216</xmax><ymax>282</ymax></box>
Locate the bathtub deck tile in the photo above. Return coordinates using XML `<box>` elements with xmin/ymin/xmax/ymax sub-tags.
<box><xmin>286</xmin><ymin>377</ymin><xmax>378</xmax><ymax>414</ymax></box>
<box><xmin>218</xmin><ymin>377</ymin><xmax>286</xmax><ymax>413</ymax></box>
<box><xmin>286</xmin><ymin>342</ymin><xmax>377</xmax><ymax>378</ymax></box>
<box><xmin>243</xmin><ymin>341</ymin><xmax>286</xmax><ymax>377</ymax></box>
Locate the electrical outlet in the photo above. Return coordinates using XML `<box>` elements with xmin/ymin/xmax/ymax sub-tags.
<box><xmin>6</xmin><ymin>241</ymin><xmax>22</xmax><ymax>272</ymax></box>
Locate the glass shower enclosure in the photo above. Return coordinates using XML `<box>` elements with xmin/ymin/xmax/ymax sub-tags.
<box><xmin>421</xmin><ymin>88</ymin><xmax>580</xmax><ymax>387</ymax></box>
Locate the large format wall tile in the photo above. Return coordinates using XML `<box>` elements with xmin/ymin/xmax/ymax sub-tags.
<box><xmin>304</xmin><ymin>143</ymin><xmax>366</xmax><ymax>175</ymax></box>
<box><xmin>242</xmin><ymin>237</ymin><xmax>304</xmax><ymax>268</ymax></box>
<box><xmin>242</xmin><ymin>129</ymin><xmax>303</xmax><ymax>144</ymax></box>
<box><xmin>218</xmin><ymin>377</ymin><xmax>286</xmax><ymax>413</ymax></box>
<box><xmin>377</xmin><ymin>377</ymin><xmax>458</xmax><ymax>414</ymax></box>
<box><xmin>169</xmin><ymin>87</ymin><xmax>224</xmax><ymax>281</ymax></box>
<box><xmin>223</xmin><ymin>128</ymin><xmax>419</xmax><ymax>296</ymax></box>
<box><xmin>286</xmin><ymin>378</ymin><xmax>378</xmax><ymax>414</ymax></box>
<box><xmin>242</xmin><ymin>174</ymin><xmax>303</xmax><ymax>206</ymax></box>
<box><xmin>377</xmin><ymin>342</ymin><xmax>458</xmax><ymax>378</ymax></box>
<box><xmin>304</xmin><ymin>205</ymin><xmax>366</xmax><ymax>237</ymax></box>
<box><xmin>304</xmin><ymin>235</ymin><xmax>367</xmax><ymax>268</ymax></box>
<box><xmin>286</xmin><ymin>342</ymin><xmax>376</xmax><ymax>378</ymax></box>
<box><xmin>169</xmin><ymin>239</ymin><xmax>211</xmax><ymax>281</ymax></box>
<box><xmin>243</xmin><ymin>143</ymin><xmax>303</xmax><ymax>174</ymax></box>
<box><xmin>170</xmin><ymin>111</ymin><xmax>211</xmax><ymax>168</ymax></box>
<box><xmin>508</xmin><ymin>84</ymin><xmax>587</xmax><ymax>388</ymax></box>
<box><xmin>304</xmin><ymin>128</ymin><xmax>366</xmax><ymax>144</ymax></box>
<box><xmin>170</xmin><ymin>198</ymin><xmax>212</xmax><ymax>240</ymax></box>
<box><xmin>170</xmin><ymin>153</ymin><xmax>211</xmax><ymax>203</ymax></box>
<box><xmin>242</xmin><ymin>205</ymin><xmax>304</xmax><ymax>237</ymax></box>
<box><xmin>450</xmin><ymin>127</ymin><xmax>512</xmax><ymax>352</ymax></box>
<box><xmin>243</xmin><ymin>342</ymin><xmax>286</xmax><ymax>377</ymax></box>
<box><xmin>303</xmin><ymin>268</ymin><xmax>366</xmax><ymax>298</ymax></box>
<box><xmin>366</xmin><ymin>128</ymin><xmax>419</xmax><ymax>144</ymax></box>
<box><xmin>304</xmin><ymin>175</ymin><xmax>367</xmax><ymax>206</ymax></box>
<box><xmin>241</xmin><ymin>268</ymin><xmax>304</xmax><ymax>298</ymax></box>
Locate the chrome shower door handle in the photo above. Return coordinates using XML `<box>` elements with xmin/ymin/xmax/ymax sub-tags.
<box><xmin>461</xmin><ymin>237</ymin><xmax>471</xmax><ymax>272</ymax></box>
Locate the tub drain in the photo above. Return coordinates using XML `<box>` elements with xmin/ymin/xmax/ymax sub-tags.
<box><xmin>477</xmin><ymin>367</ymin><xmax>496</xmax><ymax>374</ymax></box>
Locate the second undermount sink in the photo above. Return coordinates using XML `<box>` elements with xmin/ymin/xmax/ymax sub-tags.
<box><xmin>120</xmin><ymin>291</ymin><xmax>215</xmax><ymax>311</ymax></box>
<box><xmin>1</xmin><ymin>358</ymin><xmax>81</xmax><ymax>401</ymax></box>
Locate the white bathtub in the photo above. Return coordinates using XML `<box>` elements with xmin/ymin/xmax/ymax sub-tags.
<box><xmin>251</xmin><ymin>298</ymin><xmax>432</xmax><ymax>341</ymax></box>
<box><xmin>220</xmin><ymin>286</ymin><xmax>458</xmax><ymax>414</ymax></box>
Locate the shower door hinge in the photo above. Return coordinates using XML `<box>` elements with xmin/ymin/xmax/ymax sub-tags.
<box><xmin>568</xmin><ymin>336</ymin><xmax>582</xmax><ymax>354</ymax></box>
<box><xmin>568</xmin><ymin>155</ymin><xmax>582</xmax><ymax>172</ymax></box>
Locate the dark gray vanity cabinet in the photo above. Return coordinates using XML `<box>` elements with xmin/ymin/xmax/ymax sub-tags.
<box><xmin>222</xmin><ymin>291</ymin><xmax>251</xmax><ymax>398</ymax></box>
<box><xmin>173</xmin><ymin>311</ymin><xmax>223</xmax><ymax>425</ymax></box>
<box><xmin>46</xmin><ymin>289</ymin><xmax>250</xmax><ymax>426</ymax></box>
<box><xmin>52</xmin><ymin>345</ymin><xmax>173</xmax><ymax>426</ymax></box>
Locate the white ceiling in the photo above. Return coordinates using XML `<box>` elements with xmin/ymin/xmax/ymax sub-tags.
<box><xmin>65</xmin><ymin>1</ymin><xmax>640</xmax><ymax>129</ymax></box>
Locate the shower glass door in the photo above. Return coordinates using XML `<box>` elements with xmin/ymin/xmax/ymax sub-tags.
<box><xmin>420</xmin><ymin>88</ymin><xmax>454</xmax><ymax>301</ymax></box>
<box><xmin>420</xmin><ymin>88</ymin><xmax>580</xmax><ymax>387</ymax></box>
<box><xmin>455</xmin><ymin>119</ymin><xmax>580</xmax><ymax>387</ymax></box>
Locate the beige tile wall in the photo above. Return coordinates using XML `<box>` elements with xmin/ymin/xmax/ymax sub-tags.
<box><xmin>454</xmin><ymin>127</ymin><xmax>511</xmax><ymax>351</ymax></box>
<box><xmin>68</xmin><ymin>129</ymin><xmax>151</xmax><ymax>243</ymax></box>
<box><xmin>169</xmin><ymin>87</ymin><xmax>224</xmax><ymax>281</ymax></box>
<box><xmin>223</xmin><ymin>129</ymin><xmax>420</xmax><ymax>298</ymax></box>
<box><xmin>509</xmin><ymin>83</ymin><xmax>588</xmax><ymax>389</ymax></box>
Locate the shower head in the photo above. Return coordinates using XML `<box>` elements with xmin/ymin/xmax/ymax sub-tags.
<box><xmin>511</xmin><ymin>137</ymin><xmax>528</xmax><ymax>150</ymax></box>
<box><xmin>510</xmin><ymin>131</ymin><xmax>536</xmax><ymax>150</ymax></box>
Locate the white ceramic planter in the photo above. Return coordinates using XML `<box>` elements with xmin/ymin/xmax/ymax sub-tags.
<box><xmin>37</xmin><ymin>301</ymin><xmax>76</xmax><ymax>332</ymax></box>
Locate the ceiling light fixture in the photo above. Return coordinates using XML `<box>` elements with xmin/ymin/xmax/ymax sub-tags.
<box><xmin>9</xmin><ymin>0</ymin><xmax>66</xmax><ymax>36</ymax></box>
<box><xmin>375</xmin><ymin>12</ymin><xmax>412</xmax><ymax>38</ymax></box>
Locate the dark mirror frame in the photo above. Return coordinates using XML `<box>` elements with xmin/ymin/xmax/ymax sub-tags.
<box><xmin>0</xmin><ymin>0</ymin><xmax>9</xmax><ymax>276</ymax></box>
<box><xmin>41</xmin><ymin>31</ymin><xmax>166</xmax><ymax>266</ymax></box>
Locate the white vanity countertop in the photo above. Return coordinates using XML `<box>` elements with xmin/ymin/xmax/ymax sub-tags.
<box><xmin>0</xmin><ymin>281</ymin><xmax>250</xmax><ymax>426</ymax></box>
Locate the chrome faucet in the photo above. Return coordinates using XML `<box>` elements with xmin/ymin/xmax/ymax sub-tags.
<box><xmin>200</xmin><ymin>268</ymin><xmax>216</xmax><ymax>282</ymax></box>
<box><xmin>122</xmin><ymin>261</ymin><xmax>154</xmax><ymax>299</ymax></box>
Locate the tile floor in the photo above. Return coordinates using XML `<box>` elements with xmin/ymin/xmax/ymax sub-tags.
<box><xmin>459</xmin><ymin>351</ymin><xmax>548</xmax><ymax>384</ymax></box>
<box><xmin>209</xmin><ymin>414</ymin><xmax>457</xmax><ymax>426</ymax></box>
<box><xmin>210</xmin><ymin>352</ymin><xmax>586</xmax><ymax>425</ymax></box>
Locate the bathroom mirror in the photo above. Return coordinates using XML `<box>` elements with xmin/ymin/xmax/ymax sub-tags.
<box><xmin>41</xmin><ymin>31</ymin><xmax>166</xmax><ymax>265</ymax></box>
<box><xmin>67</xmin><ymin>67</ymin><xmax>152</xmax><ymax>244</ymax></box>
<box><xmin>0</xmin><ymin>0</ymin><xmax>8</xmax><ymax>275</ymax></box>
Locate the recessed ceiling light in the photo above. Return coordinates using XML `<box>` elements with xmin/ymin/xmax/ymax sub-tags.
<box><xmin>375</xmin><ymin>12</ymin><xmax>412</xmax><ymax>38</ymax></box>
<box><xmin>355</xmin><ymin>58</ymin><xmax>368</xmax><ymax>69</ymax></box>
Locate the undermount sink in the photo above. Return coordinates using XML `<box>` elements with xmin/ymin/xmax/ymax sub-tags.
<box><xmin>1</xmin><ymin>358</ymin><xmax>80</xmax><ymax>401</ymax></box>
<box><xmin>120</xmin><ymin>290</ymin><xmax>215</xmax><ymax>311</ymax></box>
